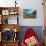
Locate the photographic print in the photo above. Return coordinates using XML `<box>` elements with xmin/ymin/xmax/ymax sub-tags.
<box><xmin>2</xmin><ymin>10</ymin><xmax>9</xmax><ymax>15</ymax></box>
<box><xmin>23</xmin><ymin>9</ymin><xmax>37</xmax><ymax>18</ymax></box>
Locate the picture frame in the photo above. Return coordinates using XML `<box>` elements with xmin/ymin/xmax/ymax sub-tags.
<box><xmin>9</xmin><ymin>10</ymin><xmax>17</xmax><ymax>15</ymax></box>
<box><xmin>2</xmin><ymin>10</ymin><xmax>9</xmax><ymax>15</ymax></box>
<box><xmin>23</xmin><ymin>9</ymin><xmax>37</xmax><ymax>19</ymax></box>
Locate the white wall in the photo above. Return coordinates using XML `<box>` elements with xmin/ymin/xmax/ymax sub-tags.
<box><xmin>0</xmin><ymin>0</ymin><xmax>44</xmax><ymax>26</ymax></box>
<box><xmin>19</xmin><ymin>0</ymin><xmax>44</xmax><ymax>26</ymax></box>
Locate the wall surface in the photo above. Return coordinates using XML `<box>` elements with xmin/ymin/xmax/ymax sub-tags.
<box><xmin>0</xmin><ymin>0</ymin><xmax>44</xmax><ymax>26</ymax></box>
<box><xmin>19</xmin><ymin>0</ymin><xmax>44</xmax><ymax>26</ymax></box>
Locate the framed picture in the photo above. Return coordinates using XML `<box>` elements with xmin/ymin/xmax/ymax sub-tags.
<box><xmin>23</xmin><ymin>9</ymin><xmax>37</xmax><ymax>18</ymax></box>
<box><xmin>2</xmin><ymin>10</ymin><xmax>9</xmax><ymax>15</ymax></box>
<box><xmin>9</xmin><ymin>10</ymin><xmax>17</xmax><ymax>15</ymax></box>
